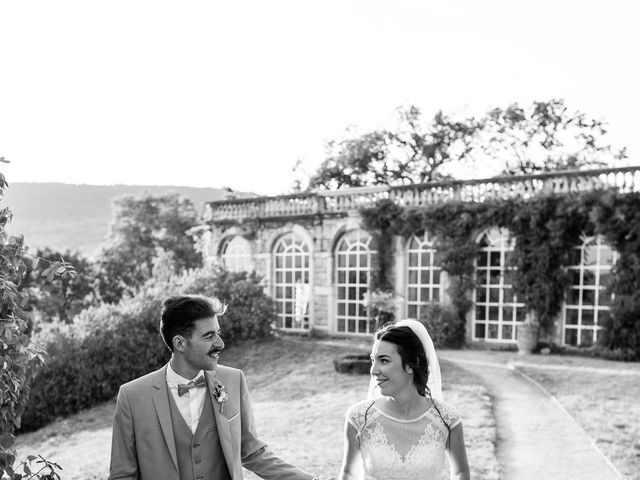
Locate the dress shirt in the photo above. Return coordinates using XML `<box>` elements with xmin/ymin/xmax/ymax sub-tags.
<box><xmin>166</xmin><ymin>363</ymin><xmax>206</xmax><ymax>433</ymax></box>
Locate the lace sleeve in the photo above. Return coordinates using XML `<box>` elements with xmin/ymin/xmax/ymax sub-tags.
<box><xmin>434</xmin><ymin>399</ymin><xmax>462</xmax><ymax>429</ymax></box>
<box><xmin>345</xmin><ymin>400</ymin><xmax>370</xmax><ymax>430</ymax></box>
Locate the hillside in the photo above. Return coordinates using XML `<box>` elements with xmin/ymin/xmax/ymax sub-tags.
<box><xmin>2</xmin><ymin>183</ymin><xmax>254</xmax><ymax>257</ymax></box>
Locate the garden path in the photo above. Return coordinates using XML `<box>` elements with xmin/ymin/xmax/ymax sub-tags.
<box><xmin>440</xmin><ymin>350</ymin><xmax>624</xmax><ymax>480</ymax></box>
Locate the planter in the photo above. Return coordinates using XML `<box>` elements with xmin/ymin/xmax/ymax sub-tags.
<box><xmin>333</xmin><ymin>354</ymin><xmax>372</xmax><ymax>374</ymax></box>
<box><xmin>516</xmin><ymin>323</ymin><xmax>539</xmax><ymax>355</ymax></box>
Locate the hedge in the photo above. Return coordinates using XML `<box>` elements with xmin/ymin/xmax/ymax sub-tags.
<box><xmin>19</xmin><ymin>267</ymin><xmax>276</xmax><ymax>432</ymax></box>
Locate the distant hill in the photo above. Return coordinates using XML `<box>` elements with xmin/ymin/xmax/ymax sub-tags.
<box><xmin>2</xmin><ymin>183</ymin><xmax>255</xmax><ymax>257</ymax></box>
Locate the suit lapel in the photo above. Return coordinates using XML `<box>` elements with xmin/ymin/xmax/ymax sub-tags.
<box><xmin>206</xmin><ymin>370</ymin><xmax>236</xmax><ymax>480</ymax></box>
<box><xmin>151</xmin><ymin>365</ymin><xmax>179</xmax><ymax>472</ymax></box>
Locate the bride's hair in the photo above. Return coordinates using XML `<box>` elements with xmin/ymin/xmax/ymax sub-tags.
<box><xmin>376</xmin><ymin>324</ymin><xmax>430</xmax><ymax>396</ymax></box>
<box><xmin>372</xmin><ymin>323</ymin><xmax>451</xmax><ymax>441</ymax></box>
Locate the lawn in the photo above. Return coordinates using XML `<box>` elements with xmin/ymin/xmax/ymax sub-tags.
<box><xmin>14</xmin><ymin>336</ymin><xmax>501</xmax><ymax>479</ymax></box>
<box><xmin>519</xmin><ymin>364</ymin><xmax>640</xmax><ymax>479</ymax></box>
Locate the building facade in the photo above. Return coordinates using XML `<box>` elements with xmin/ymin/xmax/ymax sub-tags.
<box><xmin>196</xmin><ymin>166</ymin><xmax>639</xmax><ymax>347</ymax></box>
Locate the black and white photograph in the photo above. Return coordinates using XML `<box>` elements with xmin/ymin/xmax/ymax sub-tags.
<box><xmin>1</xmin><ymin>1</ymin><xmax>639</xmax><ymax>479</ymax></box>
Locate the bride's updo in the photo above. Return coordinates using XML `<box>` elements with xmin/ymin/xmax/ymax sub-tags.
<box><xmin>375</xmin><ymin>323</ymin><xmax>430</xmax><ymax>396</ymax></box>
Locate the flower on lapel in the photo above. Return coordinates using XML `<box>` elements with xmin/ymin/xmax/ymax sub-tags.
<box><xmin>212</xmin><ymin>380</ymin><xmax>228</xmax><ymax>414</ymax></box>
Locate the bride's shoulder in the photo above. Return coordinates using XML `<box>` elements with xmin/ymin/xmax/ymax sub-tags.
<box><xmin>431</xmin><ymin>397</ymin><xmax>462</xmax><ymax>428</ymax></box>
<box><xmin>345</xmin><ymin>399</ymin><xmax>377</xmax><ymax>423</ymax></box>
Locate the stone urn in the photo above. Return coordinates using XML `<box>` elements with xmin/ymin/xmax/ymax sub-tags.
<box><xmin>516</xmin><ymin>311</ymin><xmax>539</xmax><ymax>355</ymax></box>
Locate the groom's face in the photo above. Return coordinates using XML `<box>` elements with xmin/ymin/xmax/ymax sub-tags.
<box><xmin>182</xmin><ymin>316</ymin><xmax>225</xmax><ymax>373</ymax></box>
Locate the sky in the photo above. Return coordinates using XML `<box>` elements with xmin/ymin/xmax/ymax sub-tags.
<box><xmin>1</xmin><ymin>0</ymin><xmax>638</xmax><ymax>196</ymax></box>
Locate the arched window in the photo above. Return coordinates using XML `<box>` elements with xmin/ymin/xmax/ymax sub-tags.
<box><xmin>562</xmin><ymin>236</ymin><xmax>617</xmax><ymax>346</ymax></box>
<box><xmin>220</xmin><ymin>236</ymin><xmax>252</xmax><ymax>272</ymax></box>
<box><xmin>273</xmin><ymin>233</ymin><xmax>311</xmax><ymax>330</ymax></box>
<box><xmin>406</xmin><ymin>232</ymin><xmax>442</xmax><ymax>320</ymax></box>
<box><xmin>335</xmin><ymin>230</ymin><xmax>375</xmax><ymax>335</ymax></box>
<box><xmin>473</xmin><ymin>229</ymin><xmax>525</xmax><ymax>342</ymax></box>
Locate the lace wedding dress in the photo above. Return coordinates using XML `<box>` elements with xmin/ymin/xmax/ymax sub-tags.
<box><xmin>346</xmin><ymin>399</ymin><xmax>461</xmax><ymax>480</ymax></box>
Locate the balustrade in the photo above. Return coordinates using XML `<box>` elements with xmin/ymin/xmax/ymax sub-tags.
<box><xmin>204</xmin><ymin>166</ymin><xmax>640</xmax><ymax>223</ymax></box>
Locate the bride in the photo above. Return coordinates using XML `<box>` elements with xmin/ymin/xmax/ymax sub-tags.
<box><xmin>338</xmin><ymin>320</ymin><xmax>470</xmax><ymax>480</ymax></box>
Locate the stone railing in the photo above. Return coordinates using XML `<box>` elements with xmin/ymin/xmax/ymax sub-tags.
<box><xmin>203</xmin><ymin>166</ymin><xmax>640</xmax><ymax>222</ymax></box>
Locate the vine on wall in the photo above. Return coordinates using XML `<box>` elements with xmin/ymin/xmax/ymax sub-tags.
<box><xmin>361</xmin><ymin>190</ymin><xmax>640</xmax><ymax>359</ymax></box>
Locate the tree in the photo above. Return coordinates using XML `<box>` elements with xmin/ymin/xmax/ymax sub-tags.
<box><xmin>475</xmin><ymin>98</ymin><xmax>627</xmax><ymax>175</ymax></box>
<box><xmin>301</xmin><ymin>105</ymin><xmax>483</xmax><ymax>190</ymax></box>
<box><xmin>96</xmin><ymin>191</ymin><xmax>203</xmax><ymax>303</ymax></box>
<box><xmin>300</xmin><ymin>99</ymin><xmax>627</xmax><ymax>190</ymax></box>
<box><xmin>0</xmin><ymin>157</ymin><xmax>72</xmax><ymax>479</ymax></box>
<box><xmin>21</xmin><ymin>248</ymin><xmax>98</xmax><ymax>324</ymax></box>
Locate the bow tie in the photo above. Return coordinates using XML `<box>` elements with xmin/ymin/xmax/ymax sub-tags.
<box><xmin>177</xmin><ymin>376</ymin><xmax>206</xmax><ymax>396</ymax></box>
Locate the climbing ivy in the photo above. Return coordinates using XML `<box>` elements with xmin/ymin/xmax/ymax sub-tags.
<box><xmin>361</xmin><ymin>190</ymin><xmax>640</xmax><ymax>359</ymax></box>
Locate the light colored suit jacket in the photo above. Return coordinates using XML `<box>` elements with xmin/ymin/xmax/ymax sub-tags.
<box><xmin>109</xmin><ymin>364</ymin><xmax>315</xmax><ymax>480</ymax></box>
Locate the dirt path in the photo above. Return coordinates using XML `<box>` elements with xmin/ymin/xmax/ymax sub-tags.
<box><xmin>441</xmin><ymin>352</ymin><xmax>623</xmax><ymax>480</ymax></box>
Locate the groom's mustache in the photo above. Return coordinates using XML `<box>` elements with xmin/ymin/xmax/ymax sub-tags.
<box><xmin>209</xmin><ymin>347</ymin><xmax>223</xmax><ymax>355</ymax></box>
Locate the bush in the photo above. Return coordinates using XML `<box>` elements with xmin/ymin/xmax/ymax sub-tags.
<box><xmin>19</xmin><ymin>266</ymin><xmax>276</xmax><ymax>432</ymax></box>
<box><xmin>418</xmin><ymin>302</ymin><xmax>466</xmax><ymax>348</ymax></box>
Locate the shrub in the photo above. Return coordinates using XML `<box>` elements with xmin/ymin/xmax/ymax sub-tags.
<box><xmin>20</xmin><ymin>266</ymin><xmax>275</xmax><ymax>432</ymax></box>
<box><xmin>418</xmin><ymin>302</ymin><xmax>466</xmax><ymax>348</ymax></box>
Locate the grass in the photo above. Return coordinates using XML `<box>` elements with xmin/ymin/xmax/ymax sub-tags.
<box><xmin>519</xmin><ymin>365</ymin><xmax>640</xmax><ymax>479</ymax></box>
<box><xmin>441</xmin><ymin>347</ymin><xmax>640</xmax><ymax>479</ymax></box>
<box><xmin>14</xmin><ymin>337</ymin><xmax>500</xmax><ymax>479</ymax></box>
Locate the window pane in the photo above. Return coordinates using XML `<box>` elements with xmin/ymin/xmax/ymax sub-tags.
<box><xmin>580</xmin><ymin>329</ymin><xmax>594</xmax><ymax>346</ymax></box>
<box><xmin>565</xmin><ymin>328</ymin><xmax>577</xmax><ymax>346</ymax></box>
<box><xmin>583</xmin><ymin>270</ymin><xmax>596</xmax><ymax>286</ymax></box>
<box><xmin>474</xmin><ymin>323</ymin><xmax>486</xmax><ymax>339</ymax></box>
<box><xmin>488</xmin><ymin>324</ymin><xmax>499</xmax><ymax>339</ymax></box>
<box><xmin>565</xmin><ymin>309</ymin><xmax>579</xmax><ymax>325</ymax></box>
<box><xmin>568</xmin><ymin>288</ymin><xmax>581</xmax><ymax>305</ymax></box>
<box><xmin>583</xmin><ymin>289</ymin><xmax>595</xmax><ymax>306</ymax></box>
<box><xmin>489</xmin><ymin>288</ymin><xmax>500</xmax><ymax>303</ymax></box>
<box><xmin>476</xmin><ymin>288</ymin><xmax>487</xmax><ymax>303</ymax></box>
<box><xmin>502</xmin><ymin>324</ymin><xmax>513</xmax><ymax>340</ymax></box>
<box><xmin>582</xmin><ymin>310</ymin><xmax>594</xmax><ymax>326</ymax></box>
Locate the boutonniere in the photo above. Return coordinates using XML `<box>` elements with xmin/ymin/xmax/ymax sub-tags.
<box><xmin>212</xmin><ymin>381</ymin><xmax>228</xmax><ymax>414</ymax></box>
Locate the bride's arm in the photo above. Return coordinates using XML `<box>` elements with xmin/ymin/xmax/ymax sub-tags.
<box><xmin>447</xmin><ymin>423</ymin><xmax>470</xmax><ymax>480</ymax></box>
<box><xmin>338</xmin><ymin>421</ymin><xmax>363</xmax><ymax>480</ymax></box>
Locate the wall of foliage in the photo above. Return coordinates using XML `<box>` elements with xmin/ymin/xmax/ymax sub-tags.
<box><xmin>20</xmin><ymin>266</ymin><xmax>277</xmax><ymax>432</ymax></box>
<box><xmin>361</xmin><ymin>189</ymin><xmax>640</xmax><ymax>360</ymax></box>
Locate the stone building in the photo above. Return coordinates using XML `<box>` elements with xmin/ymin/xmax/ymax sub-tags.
<box><xmin>195</xmin><ymin>166</ymin><xmax>640</xmax><ymax>347</ymax></box>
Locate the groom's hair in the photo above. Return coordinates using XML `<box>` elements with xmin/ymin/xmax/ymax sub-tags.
<box><xmin>160</xmin><ymin>295</ymin><xmax>227</xmax><ymax>351</ymax></box>
<box><xmin>375</xmin><ymin>324</ymin><xmax>429</xmax><ymax>396</ymax></box>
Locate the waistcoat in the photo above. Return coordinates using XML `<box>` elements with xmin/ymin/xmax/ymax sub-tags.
<box><xmin>167</xmin><ymin>383</ymin><xmax>231</xmax><ymax>480</ymax></box>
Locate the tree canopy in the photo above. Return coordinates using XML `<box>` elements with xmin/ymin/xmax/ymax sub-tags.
<box><xmin>299</xmin><ymin>99</ymin><xmax>627</xmax><ymax>190</ymax></box>
<box><xmin>96</xmin><ymin>191</ymin><xmax>202</xmax><ymax>303</ymax></box>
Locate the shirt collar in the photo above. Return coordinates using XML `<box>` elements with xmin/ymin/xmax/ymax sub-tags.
<box><xmin>166</xmin><ymin>361</ymin><xmax>204</xmax><ymax>387</ymax></box>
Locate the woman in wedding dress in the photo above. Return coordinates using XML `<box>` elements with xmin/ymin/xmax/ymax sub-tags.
<box><xmin>338</xmin><ymin>320</ymin><xmax>470</xmax><ymax>480</ymax></box>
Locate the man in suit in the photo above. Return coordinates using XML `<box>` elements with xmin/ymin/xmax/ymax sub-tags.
<box><xmin>109</xmin><ymin>294</ymin><xmax>317</xmax><ymax>480</ymax></box>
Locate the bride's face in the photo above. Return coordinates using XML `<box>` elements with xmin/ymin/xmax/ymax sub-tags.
<box><xmin>370</xmin><ymin>340</ymin><xmax>414</xmax><ymax>397</ymax></box>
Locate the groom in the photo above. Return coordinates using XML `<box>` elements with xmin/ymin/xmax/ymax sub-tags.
<box><xmin>109</xmin><ymin>294</ymin><xmax>316</xmax><ymax>480</ymax></box>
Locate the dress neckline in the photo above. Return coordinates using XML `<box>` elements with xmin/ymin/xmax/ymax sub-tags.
<box><xmin>372</xmin><ymin>403</ymin><xmax>434</xmax><ymax>423</ymax></box>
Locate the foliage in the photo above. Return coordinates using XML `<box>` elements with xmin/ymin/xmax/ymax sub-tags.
<box><xmin>482</xmin><ymin>99</ymin><xmax>627</xmax><ymax>175</ymax></box>
<box><xmin>3</xmin><ymin>454</ymin><xmax>62</xmax><ymax>480</ymax></box>
<box><xmin>0</xmin><ymin>160</ymin><xmax>76</xmax><ymax>478</ymax></box>
<box><xmin>301</xmin><ymin>105</ymin><xmax>482</xmax><ymax>190</ymax></box>
<box><xmin>20</xmin><ymin>248</ymin><xmax>98</xmax><ymax>324</ymax></box>
<box><xmin>418</xmin><ymin>303</ymin><xmax>466</xmax><ymax>348</ymax></box>
<box><xmin>19</xmin><ymin>265</ymin><xmax>275</xmax><ymax>432</ymax></box>
<box><xmin>96</xmin><ymin>192</ymin><xmax>202</xmax><ymax>303</ymax></box>
<box><xmin>360</xmin><ymin>290</ymin><xmax>402</xmax><ymax>328</ymax></box>
<box><xmin>590</xmin><ymin>192</ymin><xmax>640</xmax><ymax>354</ymax></box>
<box><xmin>298</xmin><ymin>99</ymin><xmax>626</xmax><ymax>191</ymax></box>
<box><xmin>360</xmin><ymin>189</ymin><xmax>640</xmax><ymax>359</ymax></box>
